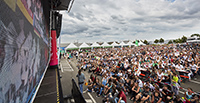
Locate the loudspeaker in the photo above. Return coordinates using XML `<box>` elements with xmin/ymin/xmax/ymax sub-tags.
<box><xmin>55</xmin><ymin>12</ymin><xmax>62</xmax><ymax>38</ymax></box>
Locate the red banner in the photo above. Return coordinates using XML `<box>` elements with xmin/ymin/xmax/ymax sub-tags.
<box><xmin>50</xmin><ymin>30</ymin><xmax>58</xmax><ymax>66</ymax></box>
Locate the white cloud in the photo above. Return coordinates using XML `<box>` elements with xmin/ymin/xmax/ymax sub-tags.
<box><xmin>60</xmin><ymin>0</ymin><xmax>200</xmax><ymax>43</ymax></box>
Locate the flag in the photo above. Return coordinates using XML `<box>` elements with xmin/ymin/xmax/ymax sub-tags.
<box><xmin>135</xmin><ymin>40</ymin><xmax>139</xmax><ymax>46</ymax></box>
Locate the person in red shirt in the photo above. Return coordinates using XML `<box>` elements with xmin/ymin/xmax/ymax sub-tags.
<box><xmin>115</xmin><ymin>87</ymin><xmax>127</xmax><ymax>103</ymax></box>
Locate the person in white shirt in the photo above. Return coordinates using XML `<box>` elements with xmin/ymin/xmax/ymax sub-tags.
<box><xmin>190</xmin><ymin>61</ymin><xmax>198</xmax><ymax>79</ymax></box>
<box><xmin>124</xmin><ymin>61</ymin><xmax>129</xmax><ymax>70</ymax></box>
<box><xmin>164</xmin><ymin>66</ymin><xmax>171</xmax><ymax>74</ymax></box>
<box><xmin>117</xmin><ymin>70</ymin><xmax>123</xmax><ymax>77</ymax></box>
<box><xmin>184</xmin><ymin>64</ymin><xmax>193</xmax><ymax>80</ymax></box>
<box><xmin>156</xmin><ymin>69</ymin><xmax>165</xmax><ymax>82</ymax></box>
<box><xmin>134</xmin><ymin>65</ymin><xmax>141</xmax><ymax>77</ymax></box>
<box><xmin>136</xmin><ymin>77</ymin><xmax>143</xmax><ymax>88</ymax></box>
<box><xmin>144</xmin><ymin>80</ymin><xmax>154</xmax><ymax>91</ymax></box>
<box><xmin>148</xmin><ymin>60</ymin><xmax>153</xmax><ymax>69</ymax></box>
<box><xmin>175</xmin><ymin>62</ymin><xmax>184</xmax><ymax>71</ymax></box>
<box><xmin>188</xmin><ymin>56</ymin><xmax>193</xmax><ymax>63</ymax></box>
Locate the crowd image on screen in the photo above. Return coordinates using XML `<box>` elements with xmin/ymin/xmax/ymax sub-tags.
<box><xmin>68</xmin><ymin>43</ymin><xmax>200</xmax><ymax>103</ymax></box>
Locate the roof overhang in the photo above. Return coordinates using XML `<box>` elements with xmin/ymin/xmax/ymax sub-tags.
<box><xmin>53</xmin><ymin>0</ymin><xmax>74</xmax><ymax>11</ymax></box>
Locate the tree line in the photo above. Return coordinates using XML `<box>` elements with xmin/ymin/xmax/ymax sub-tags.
<box><xmin>141</xmin><ymin>34</ymin><xmax>200</xmax><ymax>45</ymax></box>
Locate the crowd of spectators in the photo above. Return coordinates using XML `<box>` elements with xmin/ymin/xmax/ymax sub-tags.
<box><xmin>74</xmin><ymin>43</ymin><xmax>200</xmax><ymax>103</ymax></box>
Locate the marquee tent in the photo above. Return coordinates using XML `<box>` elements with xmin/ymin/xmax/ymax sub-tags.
<box><xmin>101</xmin><ymin>42</ymin><xmax>112</xmax><ymax>48</ymax></box>
<box><xmin>119</xmin><ymin>41</ymin><xmax>129</xmax><ymax>47</ymax></box>
<box><xmin>79</xmin><ymin>42</ymin><xmax>91</xmax><ymax>49</ymax></box>
<box><xmin>127</xmin><ymin>41</ymin><xmax>136</xmax><ymax>47</ymax></box>
<box><xmin>91</xmin><ymin>42</ymin><xmax>101</xmax><ymax>48</ymax></box>
<box><xmin>111</xmin><ymin>42</ymin><xmax>119</xmax><ymax>48</ymax></box>
<box><xmin>65</xmin><ymin>43</ymin><xmax>78</xmax><ymax>50</ymax></box>
<box><xmin>138</xmin><ymin>41</ymin><xmax>146</xmax><ymax>46</ymax></box>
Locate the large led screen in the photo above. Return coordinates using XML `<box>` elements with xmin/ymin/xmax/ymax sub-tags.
<box><xmin>0</xmin><ymin>0</ymin><xmax>50</xmax><ymax>103</ymax></box>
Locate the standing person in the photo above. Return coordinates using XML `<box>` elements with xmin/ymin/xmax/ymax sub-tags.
<box><xmin>76</xmin><ymin>70</ymin><xmax>85</xmax><ymax>94</ymax></box>
<box><xmin>76</xmin><ymin>51</ymin><xmax>79</xmax><ymax>59</ymax></box>
<box><xmin>172</xmin><ymin>73</ymin><xmax>179</xmax><ymax>95</ymax></box>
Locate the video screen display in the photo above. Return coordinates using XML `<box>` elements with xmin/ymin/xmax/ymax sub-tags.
<box><xmin>0</xmin><ymin>0</ymin><xmax>50</xmax><ymax>103</ymax></box>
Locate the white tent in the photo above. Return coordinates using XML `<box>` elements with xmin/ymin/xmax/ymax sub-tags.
<box><xmin>91</xmin><ymin>42</ymin><xmax>101</xmax><ymax>48</ymax></box>
<box><xmin>138</xmin><ymin>41</ymin><xmax>146</xmax><ymax>46</ymax></box>
<box><xmin>119</xmin><ymin>41</ymin><xmax>129</xmax><ymax>47</ymax></box>
<box><xmin>65</xmin><ymin>43</ymin><xmax>78</xmax><ymax>50</ymax></box>
<box><xmin>127</xmin><ymin>41</ymin><xmax>136</xmax><ymax>47</ymax></box>
<box><xmin>101</xmin><ymin>42</ymin><xmax>111</xmax><ymax>48</ymax></box>
<box><xmin>111</xmin><ymin>42</ymin><xmax>119</xmax><ymax>48</ymax></box>
<box><xmin>79</xmin><ymin>42</ymin><xmax>91</xmax><ymax>48</ymax></box>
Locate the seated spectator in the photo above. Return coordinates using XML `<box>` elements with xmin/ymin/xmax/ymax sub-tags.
<box><xmin>156</xmin><ymin>69</ymin><xmax>165</xmax><ymax>83</ymax></box>
<box><xmin>183</xmin><ymin>88</ymin><xmax>194</xmax><ymax>103</ymax></box>
<box><xmin>134</xmin><ymin>65</ymin><xmax>141</xmax><ymax>76</ymax></box>
<box><xmin>197</xmin><ymin>61</ymin><xmax>200</xmax><ymax>75</ymax></box>
<box><xmin>87</xmin><ymin>79</ymin><xmax>93</xmax><ymax>92</ymax></box>
<box><xmin>97</xmin><ymin>84</ymin><xmax>104</xmax><ymax>97</ymax></box>
<box><xmin>93</xmin><ymin>78</ymin><xmax>100</xmax><ymax>92</ymax></box>
<box><xmin>103</xmin><ymin>81</ymin><xmax>113</xmax><ymax>96</ymax></box>
<box><xmin>90</xmin><ymin>74</ymin><xmax>95</xmax><ymax>82</ymax></box>
<box><xmin>151</xmin><ymin>91</ymin><xmax>162</xmax><ymax>103</ymax></box>
<box><xmin>114</xmin><ymin>87</ymin><xmax>127</xmax><ymax>103</ymax></box>
<box><xmin>150</xmin><ymin>68</ymin><xmax>158</xmax><ymax>81</ymax></box>
<box><xmin>183</xmin><ymin>64</ymin><xmax>193</xmax><ymax>81</ymax></box>
<box><xmin>191</xmin><ymin>94</ymin><xmax>200</xmax><ymax>103</ymax></box>
<box><xmin>190</xmin><ymin>61</ymin><xmax>198</xmax><ymax>80</ymax></box>
<box><xmin>117</xmin><ymin>70</ymin><xmax>123</xmax><ymax>77</ymax></box>
<box><xmin>144</xmin><ymin>80</ymin><xmax>154</xmax><ymax>91</ymax></box>
<box><xmin>102</xmin><ymin>74</ymin><xmax>108</xmax><ymax>86</ymax></box>
<box><xmin>161</xmin><ymin>85</ymin><xmax>174</xmax><ymax>102</ymax></box>
<box><xmin>118</xmin><ymin>76</ymin><xmax>125</xmax><ymax>86</ymax></box>
<box><xmin>130</xmin><ymin>82</ymin><xmax>141</xmax><ymax>101</ymax></box>
<box><xmin>176</xmin><ymin>62</ymin><xmax>184</xmax><ymax>71</ymax></box>
<box><xmin>100</xmin><ymin>67</ymin><xmax>107</xmax><ymax>76</ymax></box>
<box><xmin>124</xmin><ymin>78</ymin><xmax>131</xmax><ymax>95</ymax></box>
<box><xmin>102</xmin><ymin>85</ymin><xmax>119</xmax><ymax>103</ymax></box>
<box><xmin>134</xmin><ymin>86</ymin><xmax>150</xmax><ymax>103</ymax></box>
<box><xmin>173</xmin><ymin>95</ymin><xmax>183</xmax><ymax>103</ymax></box>
<box><xmin>135</xmin><ymin>77</ymin><xmax>143</xmax><ymax>89</ymax></box>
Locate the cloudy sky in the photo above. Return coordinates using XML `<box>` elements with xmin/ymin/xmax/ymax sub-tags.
<box><xmin>60</xmin><ymin>0</ymin><xmax>200</xmax><ymax>43</ymax></box>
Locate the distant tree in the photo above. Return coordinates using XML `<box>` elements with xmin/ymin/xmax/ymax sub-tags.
<box><xmin>173</xmin><ymin>39</ymin><xmax>178</xmax><ymax>43</ymax></box>
<box><xmin>191</xmin><ymin>34</ymin><xmax>200</xmax><ymax>37</ymax></box>
<box><xmin>181</xmin><ymin>36</ymin><xmax>187</xmax><ymax>43</ymax></box>
<box><xmin>143</xmin><ymin>40</ymin><xmax>149</xmax><ymax>45</ymax></box>
<box><xmin>159</xmin><ymin>38</ymin><xmax>164</xmax><ymax>43</ymax></box>
<box><xmin>177</xmin><ymin>38</ymin><xmax>183</xmax><ymax>43</ymax></box>
<box><xmin>168</xmin><ymin>40</ymin><xmax>173</xmax><ymax>44</ymax></box>
<box><xmin>173</xmin><ymin>38</ymin><xmax>182</xmax><ymax>43</ymax></box>
<box><xmin>154</xmin><ymin>39</ymin><xmax>159</xmax><ymax>44</ymax></box>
